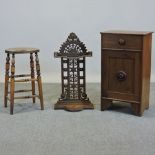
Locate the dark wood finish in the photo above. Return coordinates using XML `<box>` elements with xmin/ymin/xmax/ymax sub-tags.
<box><xmin>4</xmin><ymin>48</ymin><xmax>44</xmax><ymax>114</ymax></box>
<box><xmin>101</xmin><ymin>98</ymin><xmax>113</xmax><ymax>110</ymax></box>
<box><xmin>101</xmin><ymin>30</ymin><xmax>153</xmax><ymax>116</ymax></box>
<box><xmin>102</xmin><ymin>50</ymin><xmax>141</xmax><ymax>101</ymax></box>
<box><xmin>54</xmin><ymin>33</ymin><xmax>94</xmax><ymax>111</ymax></box>
<box><xmin>102</xmin><ymin>33</ymin><xmax>143</xmax><ymax>50</ymax></box>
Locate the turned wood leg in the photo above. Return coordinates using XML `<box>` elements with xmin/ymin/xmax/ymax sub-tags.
<box><xmin>10</xmin><ymin>54</ymin><xmax>15</xmax><ymax>115</ymax></box>
<box><xmin>131</xmin><ymin>103</ymin><xmax>143</xmax><ymax>116</ymax></box>
<box><xmin>101</xmin><ymin>98</ymin><xmax>112</xmax><ymax>111</ymax></box>
<box><xmin>4</xmin><ymin>53</ymin><xmax>10</xmax><ymax>107</ymax></box>
<box><xmin>35</xmin><ymin>52</ymin><xmax>44</xmax><ymax>110</ymax></box>
<box><xmin>30</xmin><ymin>53</ymin><xmax>35</xmax><ymax>103</ymax></box>
<box><xmin>37</xmin><ymin>77</ymin><xmax>44</xmax><ymax>110</ymax></box>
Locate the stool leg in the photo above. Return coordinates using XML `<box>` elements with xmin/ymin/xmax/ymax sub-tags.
<box><xmin>4</xmin><ymin>53</ymin><xmax>10</xmax><ymax>107</ymax></box>
<box><xmin>10</xmin><ymin>54</ymin><xmax>15</xmax><ymax>115</ymax></box>
<box><xmin>30</xmin><ymin>53</ymin><xmax>35</xmax><ymax>103</ymax></box>
<box><xmin>35</xmin><ymin>52</ymin><xmax>44</xmax><ymax>110</ymax></box>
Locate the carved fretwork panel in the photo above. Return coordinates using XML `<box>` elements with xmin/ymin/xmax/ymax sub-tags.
<box><xmin>54</xmin><ymin>33</ymin><xmax>94</xmax><ymax>111</ymax></box>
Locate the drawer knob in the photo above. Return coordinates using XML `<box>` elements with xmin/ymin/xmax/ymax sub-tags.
<box><xmin>116</xmin><ymin>71</ymin><xmax>127</xmax><ymax>81</ymax></box>
<box><xmin>118</xmin><ymin>39</ymin><xmax>126</xmax><ymax>45</ymax></box>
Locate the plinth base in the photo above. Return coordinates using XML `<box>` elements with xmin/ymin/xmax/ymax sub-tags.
<box><xmin>54</xmin><ymin>100</ymin><xmax>94</xmax><ymax>112</ymax></box>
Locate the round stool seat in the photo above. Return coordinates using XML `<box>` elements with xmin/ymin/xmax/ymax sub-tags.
<box><xmin>5</xmin><ymin>48</ymin><xmax>39</xmax><ymax>54</ymax></box>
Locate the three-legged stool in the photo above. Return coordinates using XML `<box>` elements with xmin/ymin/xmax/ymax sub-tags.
<box><xmin>4</xmin><ymin>48</ymin><xmax>44</xmax><ymax>114</ymax></box>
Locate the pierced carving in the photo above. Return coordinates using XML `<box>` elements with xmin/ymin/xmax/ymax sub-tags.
<box><xmin>54</xmin><ymin>33</ymin><xmax>94</xmax><ymax>111</ymax></box>
<box><xmin>54</xmin><ymin>33</ymin><xmax>92</xmax><ymax>58</ymax></box>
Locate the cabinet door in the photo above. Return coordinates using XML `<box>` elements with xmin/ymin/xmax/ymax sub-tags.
<box><xmin>101</xmin><ymin>50</ymin><xmax>141</xmax><ymax>102</ymax></box>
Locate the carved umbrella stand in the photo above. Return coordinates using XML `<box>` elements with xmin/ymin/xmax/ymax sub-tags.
<box><xmin>54</xmin><ymin>33</ymin><xmax>94</xmax><ymax>111</ymax></box>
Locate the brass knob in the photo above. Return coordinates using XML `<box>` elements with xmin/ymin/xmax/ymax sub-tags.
<box><xmin>118</xmin><ymin>39</ymin><xmax>126</xmax><ymax>45</ymax></box>
<box><xmin>116</xmin><ymin>71</ymin><xmax>127</xmax><ymax>81</ymax></box>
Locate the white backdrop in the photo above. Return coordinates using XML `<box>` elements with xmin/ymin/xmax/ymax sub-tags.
<box><xmin>0</xmin><ymin>0</ymin><xmax>155</xmax><ymax>82</ymax></box>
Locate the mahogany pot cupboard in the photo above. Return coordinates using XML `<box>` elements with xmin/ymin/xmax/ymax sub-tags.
<box><xmin>101</xmin><ymin>30</ymin><xmax>153</xmax><ymax>116</ymax></box>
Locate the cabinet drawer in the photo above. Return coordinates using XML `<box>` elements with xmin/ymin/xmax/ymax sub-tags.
<box><xmin>102</xmin><ymin>34</ymin><xmax>143</xmax><ymax>50</ymax></box>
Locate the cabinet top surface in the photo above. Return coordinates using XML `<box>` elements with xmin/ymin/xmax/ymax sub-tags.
<box><xmin>101</xmin><ymin>30</ymin><xmax>153</xmax><ymax>35</ymax></box>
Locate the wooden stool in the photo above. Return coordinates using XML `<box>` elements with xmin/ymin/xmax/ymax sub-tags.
<box><xmin>4</xmin><ymin>48</ymin><xmax>44</xmax><ymax>114</ymax></box>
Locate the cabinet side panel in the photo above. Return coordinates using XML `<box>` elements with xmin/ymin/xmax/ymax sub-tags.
<box><xmin>101</xmin><ymin>34</ymin><xmax>103</xmax><ymax>98</ymax></box>
<box><xmin>141</xmin><ymin>34</ymin><xmax>152</xmax><ymax>113</ymax></box>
